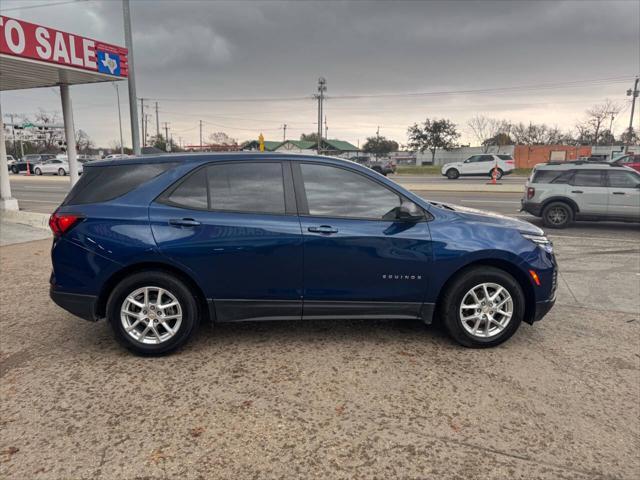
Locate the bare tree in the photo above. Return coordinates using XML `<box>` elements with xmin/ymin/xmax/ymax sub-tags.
<box><xmin>583</xmin><ymin>99</ymin><xmax>622</xmax><ymax>145</ymax></box>
<box><xmin>34</xmin><ymin>109</ymin><xmax>63</xmax><ymax>151</ymax></box>
<box><xmin>467</xmin><ymin>116</ymin><xmax>512</xmax><ymax>152</ymax></box>
<box><xmin>208</xmin><ymin>132</ymin><xmax>237</xmax><ymax>146</ymax></box>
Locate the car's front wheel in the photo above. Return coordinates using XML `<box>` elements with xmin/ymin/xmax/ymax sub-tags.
<box><xmin>542</xmin><ymin>202</ymin><xmax>573</xmax><ymax>228</ymax></box>
<box><xmin>446</xmin><ymin>168</ymin><xmax>460</xmax><ymax>179</ymax></box>
<box><xmin>106</xmin><ymin>271</ymin><xmax>199</xmax><ymax>355</ymax></box>
<box><xmin>440</xmin><ymin>266</ymin><xmax>525</xmax><ymax>348</ymax></box>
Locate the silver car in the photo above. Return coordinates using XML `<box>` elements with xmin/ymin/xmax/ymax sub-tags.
<box><xmin>521</xmin><ymin>162</ymin><xmax>640</xmax><ymax>228</ymax></box>
<box><xmin>33</xmin><ymin>157</ymin><xmax>83</xmax><ymax>176</ymax></box>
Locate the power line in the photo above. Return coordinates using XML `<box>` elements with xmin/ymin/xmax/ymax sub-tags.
<box><xmin>143</xmin><ymin>76</ymin><xmax>634</xmax><ymax>104</ymax></box>
<box><xmin>0</xmin><ymin>0</ymin><xmax>89</xmax><ymax>12</ymax></box>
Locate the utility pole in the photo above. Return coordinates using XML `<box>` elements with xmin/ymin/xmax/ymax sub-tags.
<box><xmin>626</xmin><ymin>76</ymin><xmax>639</xmax><ymax>146</ymax></box>
<box><xmin>375</xmin><ymin>126</ymin><xmax>380</xmax><ymax>161</ymax></box>
<box><xmin>7</xmin><ymin>113</ymin><xmax>17</xmax><ymax>157</ymax></box>
<box><xmin>163</xmin><ymin>122</ymin><xmax>170</xmax><ymax>152</ymax></box>
<box><xmin>122</xmin><ymin>0</ymin><xmax>141</xmax><ymax>156</ymax></box>
<box><xmin>139</xmin><ymin>98</ymin><xmax>145</xmax><ymax>147</ymax></box>
<box><xmin>315</xmin><ymin>77</ymin><xmax>326</xmax><ymax>154</ymax></box>
<box><xmin>324</xmin><ymin>115</ymin><xmax>328</xmax><ymax>140</ymax></box>
<box><xmin>283</xmin><ymin>124</ymin><xmax>287</xmax><ymax>142</ymax></box>
<box><xmin>155</xmin><ymin>102</ymin><xmax>160</xmax><ymax>139</ymax></box>
<box><xmin>113</xmin><ymin>83</ymin><xmax>124</xmax><ymax>155</ymax></box>
<box><xmin>199</xmin><ymin>120</ymin><xmax>203</xmax><ymax>151</ymax></box>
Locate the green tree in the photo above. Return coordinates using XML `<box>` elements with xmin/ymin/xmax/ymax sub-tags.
<box><xmin>362</xmin><ymin>135</ymin><xmax>399</xmax><ymax>159</ymax></box>
<box><xmin>300</xmin><ymin>132</ymin><xmax>320</xmax><ymax>143</ymax></box>
<box><xmin>407</xmin><ymin>118</ymin><xmax>460</xmax><ymax>163</ymax></box>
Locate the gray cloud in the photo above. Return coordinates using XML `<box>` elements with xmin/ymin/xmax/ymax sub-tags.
<box><xmin>1</xmin><ymin>0</ymin><xmax>638</xmax><ymax>147</ymax></box>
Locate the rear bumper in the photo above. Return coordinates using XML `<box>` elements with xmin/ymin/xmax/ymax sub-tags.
<box><xmin>50</xmin><ymin>285</ymin><xmax>98</xmax><ymax>322</ymax></box>
<box><xmin>521</xmin><ymin>199</ymin><xmax>543</xmax><ymax>217</ymax></box>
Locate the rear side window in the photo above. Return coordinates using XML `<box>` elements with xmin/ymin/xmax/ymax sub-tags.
<box><xmin>63</xmin><ymin>162</ymin><xmax>178</xmax><ymax>205</ymax></box>
<box><xmin>163</xmin><ymin>162</ymin><xmax>286</xmax><ymax>214</ymax></box>
<box><xmin>167</xmin><ymin>168</ymin><xmax>208</xmax><ymax>209</ymax></box>
<box><xmin>533</xmin><ymin>170</ymin><xmax>570</xmax><ymax>184</ymax></box>
<box><xmin>208</xmin><ymin>162</ymin><xmax>285</xmax><ymax>214</ymax></box>
<box><xmin>497</xmin><ymin>155</ymin><xmax>513</xmax><ymax>160</ymax></box>
<box><xmin>571</xmin><ymin>170</ymin><xmax>604</xmax><ymax>187</ymax></box>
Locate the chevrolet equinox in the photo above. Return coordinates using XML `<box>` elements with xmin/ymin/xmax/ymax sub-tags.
<box><xmin>50</xmin><ymin>154</ymin><xmax>557</xmax><ymax>354</ymax></box>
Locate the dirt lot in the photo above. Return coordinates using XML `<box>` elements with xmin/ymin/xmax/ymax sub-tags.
<box><xmin>1</xmin><ymin>227</ymin><xmax>639</xmax><ymax>479</ymax></box>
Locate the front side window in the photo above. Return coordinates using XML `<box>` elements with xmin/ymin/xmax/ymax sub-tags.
<box><xmin>607</xmin><ymin>171</ymin><xmax>640</xmax><ymax>188</ymax></box>
<box><xmin>301</xmin><ymin>163</ymin><xmax>400</xmax><ymax>219</ymax></box>
<box><xmin>207</xmin><ymin>162</ymin><xmax>285</xmax><ymax>214</ymax></box>
<box><xmin>466</xmin><ymin>156</ymin><xmax>480</xmax><ymax>163</ymax></box>
<box><xmin>571</xmin><ymin>170</ymin><xmax>604</xmax><ymax>187</ymax></box>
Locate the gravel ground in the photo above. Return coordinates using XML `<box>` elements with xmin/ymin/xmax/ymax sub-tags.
<box><xmin>1</xmin><ymin>236</ymin><xmax>639</xmax><ymax>480</ymax></box>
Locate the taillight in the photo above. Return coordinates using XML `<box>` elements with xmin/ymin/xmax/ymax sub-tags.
<box><xmin>506</xmin><ymin>160</ymin><xmax>515</xmax><ymax>165</ymax></box>
<box><xmin>527</xmin><ymin>187</ymin><xmax>535</xmax><ymax>199</ymax></box>
<box><xmin>49</xmin><ymin>212</ymin><xmax>82</xmax><ymax>236</ymax></box>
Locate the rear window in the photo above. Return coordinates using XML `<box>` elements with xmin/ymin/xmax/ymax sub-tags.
<box><xmin>62</xmin><ymin>162</ymin><xmax>178</xmax><ymax>205</ymax></box>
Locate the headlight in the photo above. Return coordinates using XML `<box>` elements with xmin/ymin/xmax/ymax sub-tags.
<box><xmin>521</xmin><ymin>233</ymin><xmax>553</xmax><ymax>251</ymax></box>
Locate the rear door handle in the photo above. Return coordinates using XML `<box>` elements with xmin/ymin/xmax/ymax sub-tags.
<box><xmin>571</xmin><ymin>190</ymin><xmax>583</xmax><ymax>194</ymax></box>
<box><xmin>168</xmin><ymin>218</ymin><xmax>201</xmax><ymax>227</ymax></box>
<box><xmin>308</xmin><ymin>225</ymin><xmax>338</xmax><ymax>234</ymax></box>
<box><xmin>612</xmin><ymin>192</ymin><xmax>625</xmax><ymax>195</ymax></box>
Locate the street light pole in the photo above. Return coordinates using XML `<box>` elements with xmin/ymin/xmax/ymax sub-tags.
<box><xmin>114</xmin><ymin>83</ymin><xmax>124</xmax><ymax>155</ymax></box>
<box><xmin>626</xmin><ymin>76</ymin><xmax>639</xmax><ymax>146</ymax></box>
<box><xmin>123</xmin><ymin>0</ymin><xmax>141</xmax><ymax>156</ymax></box>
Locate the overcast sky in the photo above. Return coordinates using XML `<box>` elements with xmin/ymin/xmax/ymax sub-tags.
<box><xmin>1</xmin><ymin>0</ymin><xmax>639</xmax><ymax>148</ymax></box>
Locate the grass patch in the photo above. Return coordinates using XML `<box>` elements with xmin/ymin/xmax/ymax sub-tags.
<box><xmin>513</xmin><ymin>168</ymin><xmax>532</xmax><ymax>176</ymax></box>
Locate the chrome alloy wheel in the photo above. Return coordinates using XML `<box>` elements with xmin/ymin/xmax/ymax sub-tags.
<box><xmin>120</xmin><ymin>286</ymin><xmax>182</xmax><ymax>345</ymax></box>
<box><xmin>459</xmin><ymin>282</ymin><xmax>513</xmax><ymax>339</ymax></box>
<box><xmin>547</xmin><ymin>206</ymin><xmax>568</xmax><ymax>225</ymax></box>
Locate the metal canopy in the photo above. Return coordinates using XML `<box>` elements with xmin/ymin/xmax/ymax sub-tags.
<box><xmin>0</xmin><ymin>53</ymin><xmax>124</xmax><ymax>91</ymax></box>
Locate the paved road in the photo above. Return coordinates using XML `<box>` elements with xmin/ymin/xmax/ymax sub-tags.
<box><xmin>1</xmin><ymin>225</ymin><xmax>638</xmax><ymax>479</ymax></box>
<box><xmin>10</xmin><ymin>175</ymin><xmax>525</xmax><ymax>216</ymax></box>
<box><xmin>390</xmin><ymin>174</ymin><xmax>527</xmax><ymax>185</ymax></box>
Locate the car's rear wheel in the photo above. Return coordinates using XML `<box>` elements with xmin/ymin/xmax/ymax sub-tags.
<box><xmin>34</xmin><ymin>167</ymin><xmax>42</xmax><ymax>175</ymax></box>
<box><xmin>106</xmin><ymin>271</ymin><xmax>199</xmax><ymax>355</ymax></box>
<box><xmin>11</xmin><ymin>166</ymin><xmax>18</xmax><ymax>174</ymax></box>
<box><xmin>490</xmin><ymin>168</ymin><xmax>504</xmax><ymax>180</ymax></box>
<box><xmin>542</xmin><ymin>202</ymin><xmax>573</xmax><ymax>229</ymax></box>
<box><xmin>58</xmin><ymin>168</ymin><xmax>66</xmax><ymax>176</ymax></box>
<box><xmin>440</xmin><ymin>266</ymin><xmax>524</xmax><ymax>348</ymax></box>
<box><xmin>446</xmin><ymin>168</ymin><xmax>459</xmax><ymax>179</ymax></box>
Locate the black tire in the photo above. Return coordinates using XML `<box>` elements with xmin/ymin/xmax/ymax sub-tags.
<box><xmin>542</xmin><ymin>201</ymin><xmax>573</xmax><ymax>229</ymax></box>
<box><xmin>492</xmin><ymin>168</ymin><xmax>504</xmax><ymax>180</ymax></box>
<box><xmin>11</xmin><ymin>166</ymin><xmax>19</xmax><ymax>174</ymax></box>
<box><xmin>440</xmin><ymin>266</ymin><xmax>525</xmax><ymax>348</ymax></box>
<box><xmin>106</xmin><ymin>271</ymin><xmax>199</xmax><ymax>355</ymax></box>
<box><xmin>446</xmin><ymin>168</ymin><xmax>459</xmax><ymax>180</ymax></box>
<box><xmin>58</xmin><ymin>168</ymin><xmax>66</xmax><ymax>176</ymax></box>
<box><xmin>34</xmin><ymin>168</ymin><xmax>42</xmax><ymax>176</ymax></box>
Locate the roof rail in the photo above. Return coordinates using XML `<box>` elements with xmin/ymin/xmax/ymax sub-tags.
<box><xmin>544</xmin><ymin>160</ymin><xmax>612</xmax><ymax>166</ymax></box>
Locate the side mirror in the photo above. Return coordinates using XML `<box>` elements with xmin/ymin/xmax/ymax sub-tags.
<box><xmin>397</xmin><ymin>201</ymin><xmax>424</xmax><ymax>221</ymax></box>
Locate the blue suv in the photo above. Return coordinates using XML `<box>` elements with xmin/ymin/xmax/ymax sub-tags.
<box><xmin>50</xmin><ymin>154</ymin><xmax>557</xmax><ymax>354</ymax></box>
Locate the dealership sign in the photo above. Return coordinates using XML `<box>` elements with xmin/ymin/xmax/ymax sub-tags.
<box><xmin>0</xmin><ymin>15</ymin><xmax>128</xmax><ymax>77</ymax></box>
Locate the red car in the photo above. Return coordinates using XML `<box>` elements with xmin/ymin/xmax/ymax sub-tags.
<box><xmin>613</xmin><ymin>154</ymin><xmax>640</xmax><ymax>172</ymax></box>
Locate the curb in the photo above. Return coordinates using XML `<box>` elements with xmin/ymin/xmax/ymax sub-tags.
<box><xmin>400</xmin><ymin>183</ymin><xmax>523</xmax><ymax>193</ymax></box>
<box><xmin>9</xmin><ymin>174</ymin><xmax>69</xmax><ymax>182</ymax></box>
<box><xmin>0</xmin><ymin>210</ymin><xmax>50</xmax><ymax>230</ymax></box>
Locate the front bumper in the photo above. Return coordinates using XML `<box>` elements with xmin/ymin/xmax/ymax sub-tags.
<box><xmin>533</xmin><ymin>297</ymin><xmax>556</xmax><ymax>322</ymax></box>
<box><xmin>50</xmin><ymin>285</ymin><xmax>98</xmax><ymax>322</ymax></box>
<box><xmin>521</xmin><ymin>199</ymin><xmax>543</xmax><ymax>217</ymax></box>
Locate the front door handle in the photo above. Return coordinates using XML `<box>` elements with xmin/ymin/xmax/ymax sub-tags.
<box><xmin>612</xmin><ymin>192</ymin><xmax>625</xmax><ymax>195</ymax></box>
<box><xmin>308</xmin><ymin>225</ymin><xmax>338</xmax><ymax>234</ymax></box>
<box><xmin>571</xmin><ymin>190</ymin><xmax>583</xmax><ymax>194</ymax></box>
<box><xmin>169</xmin><ymin>218</ymin><xmax>201</xmax><ymax>227</ymax></box>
